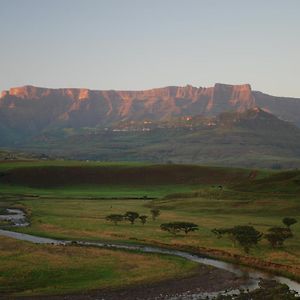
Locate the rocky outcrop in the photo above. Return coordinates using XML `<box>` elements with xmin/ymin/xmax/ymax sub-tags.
<box><xmin>0</xmin><ymin>83</ymin><xmax>300</xmax><ymax>140</ymax></box>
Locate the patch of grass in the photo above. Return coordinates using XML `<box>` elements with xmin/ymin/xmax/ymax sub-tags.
<box><xmin>0</xmin><ymin>236</ymin><xmax>198</xmax><ymax>296</ymax></box>
<box><xmin>234</xmin><ymin>170</ymin><xmax>300</xmax><ymax>193</ymax></box>
<box><xmin>0</xmin><ymin>183</ymin><xmax>199</xmax><ymax>199</ymax></box>
<box><xmin>0</xmin><ymin>161</ymin><xmax>257</xmax><ymax>198</ymax></box>
<box><xmin>1</xmin><ymin>161</ymin><xmax>299</xmax><ymax>293</ymax></box>
<box><xmin>13</xmin><ymin>191</ymin><xmax>300</xmax><ymax>272</ymax></box>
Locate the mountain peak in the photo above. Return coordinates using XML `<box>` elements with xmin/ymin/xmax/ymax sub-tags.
<box><xmin>0</xmin><ymin>85</ymin><xmax>48</xmax><ymax>99</ymax></box>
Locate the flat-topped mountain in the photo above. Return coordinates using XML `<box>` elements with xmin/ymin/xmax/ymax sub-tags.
<box><xmin>1</xmin><ymin>83</ymin><xmax>300</xmax><ymax>168</ymax></box>
<box><xmin>0</xmin><ymin>84</ymin><xmax>255</xmax><ymax>131</ymax></box>
<box><xmin>1</xmin><ymin>83</ymin><xmax>300</xmax><ymax>136</ymax></box>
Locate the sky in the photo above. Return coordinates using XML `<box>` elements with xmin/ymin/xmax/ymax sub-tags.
<box><xmin>0</xmin><ymin>0</ymin><xmax>299</xmax><ymax>97</ymax></box>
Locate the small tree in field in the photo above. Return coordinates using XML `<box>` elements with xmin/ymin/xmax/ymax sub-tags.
<box><xmin>160</xmin><ymin>222</ymin><xmax>198</xmax><ymax>235</ymax></box>
<box><xmin>139</xmin><ymin>215</ymin><xmax>148</xmax><ymax>225</ymax></box>
<box><xmin>282</xmin><ymin>217</ymin><xmax>297</xmax><ymax>228</ymax></box>
<box><xmin>150</xmin><ymin>208</ymin><xmax>160</xmax><ymax>221</ymax></box>
<box><xmin>105</xmin><ymin>214</ymin><xmax>124</xmax><ymax>225</ymax></box>
<box><xmin>160</xmin><ymin>223</ymin><xmax>181</xmax><ymax>235</ymax></box>
<box><xmin>178</xmin><ymin>222</ymin><xmax>199</xmax><ymax>234</ymax></box>
<box><xmin>124</xmin><ymin>211</ymin><xmax>139</xmax><ymax>225</ymax></box>
<box><xmin>212</xmin><ymin>225</ymin><xmax>262</xmax><ymax>253</ymax></box>
<box><xmin>231</xmin><ymin>226</ymin><xmax>262</xmax><ymax>253</ymax></box>
<box><xmin>264</xmin><ymin>227</ymin><xmax>293</xmax><ymax>248</ymax></box>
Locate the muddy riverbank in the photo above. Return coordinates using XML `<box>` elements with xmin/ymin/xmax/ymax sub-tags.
<box><xmin>6</xmin><ymin>265</ymin><xmax>244</xmax><ymax>300</ymax></box>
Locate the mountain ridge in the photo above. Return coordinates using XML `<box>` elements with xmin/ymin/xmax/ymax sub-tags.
<box><xmin>2</xmin><ymin>83</ymin><xmax>300</xmax><ymax>133</ymax></box>
<box><xmin>1</xmin><ymin>83</ymin><xmax>300</xmax><ymax>168</ymax></box>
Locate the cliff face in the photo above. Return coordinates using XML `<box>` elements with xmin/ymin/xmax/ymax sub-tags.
<box><xmin>0</xmin><ymin>83</ymin><xmax>257</xmax><ymax>130</ymax></box>
<box><xmin>0</xmin><ymin>83</ymin><xmax>300</xmax><ymax>138</ymax></box>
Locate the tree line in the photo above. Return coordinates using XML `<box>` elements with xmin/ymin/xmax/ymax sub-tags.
<box><xmin>106</xmin><ymin>208</ymin><xmax>297</xmax><ymax>253</ymax></box>
<box><xmin>105</xmin><ymin>208</ymin><xmax>199</xmax><ymax>235</ymax></box>
<box><xmin>105</xmin><ymin>208</ymin><xmax>160</xmax><ymax>225</ymax></box>
<box><xmin>212</xmin><ymin>217</ymin><xmax>297</xmax><ymax>253</ymax></box>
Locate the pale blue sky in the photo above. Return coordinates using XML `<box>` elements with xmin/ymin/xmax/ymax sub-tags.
<box><xmin>0</xmin><ymin>0</ymin><xmax>299</xmax><ymax>97</ymax></box>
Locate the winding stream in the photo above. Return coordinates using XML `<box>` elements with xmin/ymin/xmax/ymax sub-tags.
<box><xmin>0</xmin><ymin>209</ymin><xmax>299</xmax><ymax>299</ymax></box>
<box><xmin>0</xmin><ymin>208</ymin><xmax>29</xmax><ymax>227</ymax></box>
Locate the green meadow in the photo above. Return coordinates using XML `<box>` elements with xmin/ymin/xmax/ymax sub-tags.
<box><xmin>0</xmin><ymin>236</ymin><xmax>197</xmax><ymax>296</ymax></box>
<box><xmin>0</xmin><ymin>160</ymin><xmax>300</xmax><ymax>296</ymax></box>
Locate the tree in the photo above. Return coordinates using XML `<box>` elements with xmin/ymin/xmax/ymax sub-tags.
<box><xmin>124</xmin><ymin>211</ymin><xmax>139</xmax><ymax>225</ymax></box>
<box><xmin>230</xmin><ymin>226</ymin><xmax>262</xmax><ymax>253</ymax></box>
<box><xmin>105</xmin><ymin>214</ymin><xmax>124</xmax><ymax>225</ymax></box>
<box><xmin>213</xmin><ymin>225</ymin><xmax>262</xmax><ymax>253</ymax></box>
<box><xmin>160</xmin><ymin>222</ymin><xmax>181</xmax><ymax>235</ymax></box>
<box><xmin>282</xmin><ymin>217</ymin><xmax>297</xmax><ymax>228</ymax></box>
<box><xmin>177</xmin><ymin>222</ymin><xmax>199</xmax><ymax>234</ymax></box>
<box><xmin>160</xmin><ymin>222</ymin><xmax>198</xmax><ymax>235</ymax></box>
<box><xmin>264</xmin><ymin>227</ymin><xmax>293</xmax><ymax>248</ymax></box>
<box><xmin>150</xmin><ymin>208</ymin><xmax>160</xmax><ymax>221</ymax></box>
<box><xmin>139</xmin><ymin>215</ymin><xmax>148</xmax><ymax>225</ymax></box>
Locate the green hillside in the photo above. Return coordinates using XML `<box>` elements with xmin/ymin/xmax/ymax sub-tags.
<box><xmin>12</xmin><ymin>109</ymin><xmax>300</xmax><ymax>169</ymax></box>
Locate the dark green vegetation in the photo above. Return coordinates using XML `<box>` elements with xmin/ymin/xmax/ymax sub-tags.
<box><xmin>160</xmin><ymin>222</ymin><xmax>199</xmax><ymax>235</ymax></box>
<box><xmin>283</xmin><ymin>217</ymin><xmax>298</xmax><ymax>228</ymax></box>
<box><xmin>6</xmin><ymin>108</ymin><xmax>300</xmax><ymax>169</ymax></box>
<box><xmin>216</xmin><ymin>280</ymin><xmax>298</xmax><ymax>299</ymax></box>
<box><xmin>105</xmin><ymin>214</ymin><xmax>124</xmax><ymax>225</ymax></box>
<box><xmin>106</xmin><ymin>211</ymin><xmax>149</xmax><ymax>225</ymax></box>
<box><xmin>234</xmin><ymin>170</ymin><xmax>300</xmax><ymax>194</ymax></box>
<box><xmin>264</xmin><ymin>227</ymin><xmax>293</xmax><ymax>248</ymax></box>
<box><xmin>0</xmin><ymin>161</ymin><xmax>252</xmax><ymax>198</ymax></box>
<box><xmin>213</xmin><ymin>218</ymin><xmax>298</xmax><ymax>252</ymax></box>
<box><xmin>150</xmin><ymin>208</ymin><xmax>160</xmax><ymax>220</ymax></box>
<box><xmin>1</xmin><ymin>160</ymin><xmax>300</xmax><ymax>296</ymax></box>
<box><xmin>212</xmin><ymin>225</ymin><xmax>263</xmax><ymax>253</ymax></box>
<box><xmin>0</xmin><ymin>236</ymin><xmax>197</xmax><ymax>296</ymax></box>
<box><xmin>124</xmin><ymin>211</ymin><xmax>140</xmax><ymax>224</ymax></box>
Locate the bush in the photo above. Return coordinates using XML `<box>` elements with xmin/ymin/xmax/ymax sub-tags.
<box><xmin>160</xmin><ymin>222</ymin><xmax>198</xmax><ymax>235</ymax></box>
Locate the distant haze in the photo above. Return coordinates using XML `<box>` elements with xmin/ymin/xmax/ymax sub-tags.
<box><xmin>0</xmin><ymin>0</ymin><xmax>299</xmax><ymax>97</ymax></box>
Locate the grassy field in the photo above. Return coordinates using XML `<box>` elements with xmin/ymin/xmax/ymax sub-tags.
<box><xmin>0</xmin><ymin>236</ymin><xmax>197</xmax><ymax>296</ymax></box>
<box><xmin>0</xmin><ymin>161</ymin><xmax>255</xmax><ymax>198</ymax></box>
<box><xmin>0</xmin><ymin>160</ymin><xmax>300</xmax><ymax>296</ymax></box>
<box><xmin>11</xmin><ymin>193</ymin><xmax>300</xmax><ymax>269</ymax></box>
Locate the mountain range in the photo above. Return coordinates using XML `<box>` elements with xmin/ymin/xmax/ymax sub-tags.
<box><xmin>1</xmin><ymin>83</ymin><xmax>300</xmax><ymax>168</ymax></box>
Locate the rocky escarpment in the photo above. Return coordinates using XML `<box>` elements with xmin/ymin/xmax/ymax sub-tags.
<box><xmin>0</xmin><ymin>83</ymin><xmax>300</xmax><ymax>142</ymax></box>
<box><xmin>0</xmin><ymin>83</ymin><xmax>255</xmax><ymax>131</ymax></box>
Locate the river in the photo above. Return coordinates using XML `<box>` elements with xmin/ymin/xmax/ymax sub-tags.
<box><xmin>0</xmin><ymin>209</ymin><xmax>299</xmax><ymax>299</ymax></box>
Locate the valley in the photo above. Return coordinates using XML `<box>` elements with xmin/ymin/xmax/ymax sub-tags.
<box><xmin>0</xmin><ymin>161</ymin><xmax>299</xmax><ymax>298</ymax></box>
<box><xmin>2</xmin><ymin>1</ymin><xmax>300</xmax><ymax>299</ymax></box>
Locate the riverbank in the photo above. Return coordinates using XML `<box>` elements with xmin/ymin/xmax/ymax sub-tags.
<box><xmin>0</xmin><ymin>235</ymin><xmax>201</xmax><ymax>299</ymax></box>
<box><xmin>5</xmin><ymin>265</ymin><xmax>244</xmax><ymax>300</ymax></box>
<box><xmin>146</xmin><ymin>240</ymin><xmax>300</xmax><ymax>282</ymax></box>
<box><xmin>1</xmin><ymin>228</ymin><xmax>300</xmax><ymax>299</ymax></box>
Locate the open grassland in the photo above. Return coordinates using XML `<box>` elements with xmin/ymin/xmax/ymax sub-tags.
<box><xmin>0</xmin><ymin>236</ymin><xmax>198</xmax><ymax>296</ymax></box>
<box><xmin>0</xmin><ymin>161</ymin><xmax>257</xmax><ymax>198</ymax></box>
<box><xmin>7</xmin><ymin>189</ymin><xmax>300</xmax><ymax>279</ymax></box>
<box><xmin>1</xmin><ymin>161</ymin><xmax>300</xmax><ymax>287</ymax></box>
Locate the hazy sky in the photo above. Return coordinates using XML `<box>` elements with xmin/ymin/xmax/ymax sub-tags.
<box><xmin>0</xmin><ymin>0</ymin><xmax>299</xmax><ymax>97</ymax></box>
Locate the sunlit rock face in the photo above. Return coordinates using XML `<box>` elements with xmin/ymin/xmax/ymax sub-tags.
<box><xmin>0</xmin><ymin>83</ymin><xmax>300</xmax><ymax>135</ymax></box>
